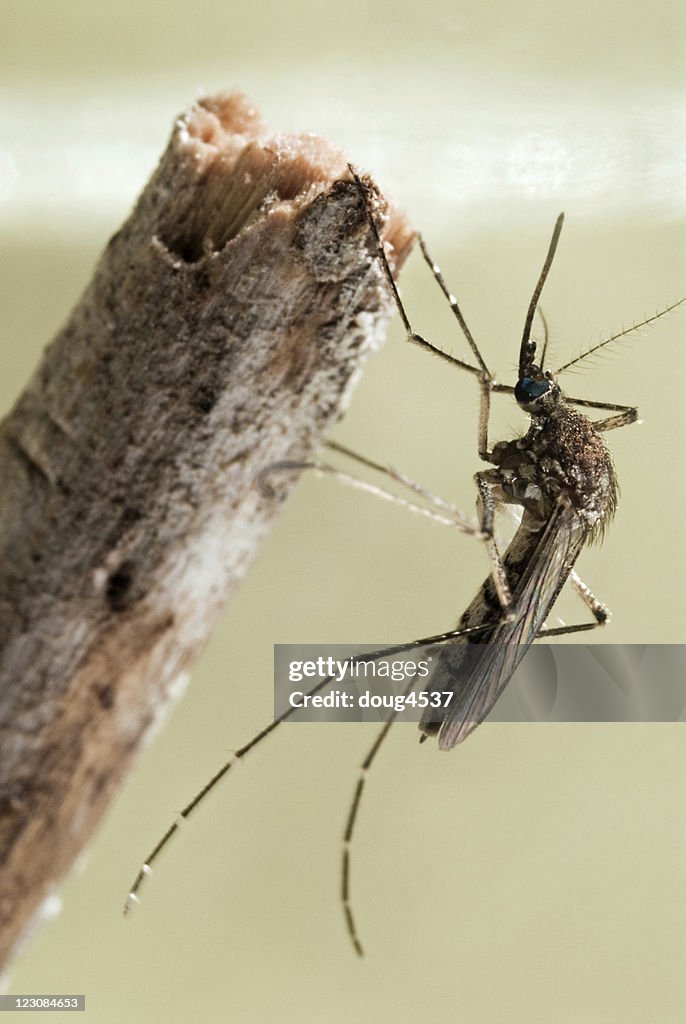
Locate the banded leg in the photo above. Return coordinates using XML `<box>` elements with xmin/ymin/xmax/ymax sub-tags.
<box><xmin>324</xmin><ymin>440</ymin><xmax>473</xmax><ymax>520</ymax></box>
<box><xmin>591</xmin><ymin>407</ymin><xmax>639</xmax><ymax>432</ymax></box>
<box><xmin>261</xmin><ymin>454</ymin><xmax>517</xmax><ymax>621</ymax></box>
<box><xmin>341</xmin><ymin>570</ymin><xmax>610</xmax><ymax>957</ymax></box>
<box><xmin>342</xmin><ymin>672</ymin><xmax>417</xmax><ymax>957</ymax></box>
<box><xmin>536</xmin><ymin>570</ymin><xmax>609</xmax><ymax>637</ymax></box>
<box><xmin>124</xmin><ymin>624</ymin><xmax>493</xmax><ymax>914</ymax></box>
<box><xmin>414</xmin><ymin>233</ymin><xmax>490</xmax><ymax>376</ymax></box>
<box><xmin>258</xmin><ymin>458</ymin><xmax>480</xmax><ymax>535</ymax></box>
<box><xmin>348</xmin><ymin>164</ymin><xmax>485</xmax><ymax>379</ymax></box>
<box><xmin>318</xmin><ymin>176</ymin><xmax>519</xmax><ymax>611</ymax></box>
<box><xmin>350</xmin><ymin>166</ymin><xmax>498</xmax><ymax>460</ymax></box>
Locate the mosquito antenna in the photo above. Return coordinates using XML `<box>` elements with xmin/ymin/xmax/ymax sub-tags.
<box><xmin>554</xmin><ymin>298</ymin><xmax>686</xmax><ymax>374</ymax></box>
<box><xmin>519</xmin><ymin>213</ymin><xmax>564</xmax><ymax>376</ymax></box>
<box><xmin>342</xmin><ymin>673</ymin><xmax>419</xmax><ymax>957</ymax></box>
<box><xmin>537</xmin><ymin>307</ymin><xmax>550</xmax><ymax>371</ymax></box>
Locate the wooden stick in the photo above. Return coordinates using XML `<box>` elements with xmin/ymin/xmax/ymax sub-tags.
<box><xmin>0</xmin><ymin>91</ymin><xmax>413</xmax><ymax>970</ymax></box>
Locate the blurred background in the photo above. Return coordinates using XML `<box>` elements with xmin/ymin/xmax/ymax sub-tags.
<box><xmin>1</xmin><ymin>2</ymin><xmax>684</xmax><ymax>1021</ymax></box>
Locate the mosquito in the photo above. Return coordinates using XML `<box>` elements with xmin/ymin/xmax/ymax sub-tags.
<box><xmin>124</xmin><ymin>166</ymin><xmax>683</xmax><ymax>955</ymax></box>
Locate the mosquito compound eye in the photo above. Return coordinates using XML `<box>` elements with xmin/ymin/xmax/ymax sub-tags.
<box><xmin>515</xmin><ymin>377</ymin><xmax>551</xmax><ymax>405</ymax></box>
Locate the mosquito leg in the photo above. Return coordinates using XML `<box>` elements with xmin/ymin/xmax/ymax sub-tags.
<box><xmin>124</xmin><ymin>624</ymin><xmax>493</xmax><ymax>914</ymax></box>
<box><xmin>474</xmin><ymin>471</ymin><xmax>514</xmax><ymax>618</ymax></box>
<box><xmin>343</xmin><ymin>610</ymin><xmax>502</xmax><ymax>956</ymax></box>
<box><xmin>476</xmin><ymin>371</ymin><xmax>493</xmax><ymax>461</ymax></box>
<box><xmin>341</xmin><ymin>672</ymin><xmax>418</xmax><ymax>957</ymax></box>
<box><xmin>263</xmin><ymin>451</ymin><xmax>517</xmax><ymax>626</ymax></box>
<box><xmin>258</xmin><ymin>459</ymin><xmax>481</xmax><ymax>536</ymax></box>
<box><xmin>349</xmin><ymin>166</ymin><xmax>501</xmax><ymax>461</ymax></box>
<box><xmin>343</xmin><ymin>604</ymin><xmax>535</xmax><ymax>956</ymax></box>
<box><xmin>323</xmin><ymin>440</ymin><xmax>472</xmax><ymax>519</ymax></box>
<box><xmin>591</xmin><ymin>407</ymin><xmax>639</xmax><ymax>432</ymax></box>
<box><xmin>347</xmin><ymin>164</ymin><xmax>483</xmax><ymax>379</ymax></box>
<box><xmin>415</xmin><ymin>234</ymin><xmax>490</xmax><ymax>376</ymax></box>
<box><xmin>535</xmin><ymin>570</ymin><xmax>609</xmax><ymax>637</ymax></box>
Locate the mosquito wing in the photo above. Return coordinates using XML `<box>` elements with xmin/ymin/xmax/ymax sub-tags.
<box><xmin>420</xmin><ymin>501</ymin><xmax>588</xmax><ymax>750</ymax></box>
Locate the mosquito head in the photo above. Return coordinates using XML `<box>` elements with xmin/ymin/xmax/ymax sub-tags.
<box><xmin>514</xmin><ymin>366</ymin><xmax>560</xmax><ymax>414</ymax></box>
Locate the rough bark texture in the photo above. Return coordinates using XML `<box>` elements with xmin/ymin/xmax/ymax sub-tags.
<box><xmin>0</xmin><ymin>91</ymin><xmax>413</xmax><ymax>970</ymax></box>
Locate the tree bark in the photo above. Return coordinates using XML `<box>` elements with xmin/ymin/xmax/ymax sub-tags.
<box><xmin>0</xmin><ymin>91</ymin><xmax>413</xmax><ymax>970</ymax></box>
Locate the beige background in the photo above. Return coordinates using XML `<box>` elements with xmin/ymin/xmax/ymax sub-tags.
<box><xmin>1</xmin><ymin>1</ymin><xmax>684</xmax><ymax>1022</ymax></box>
